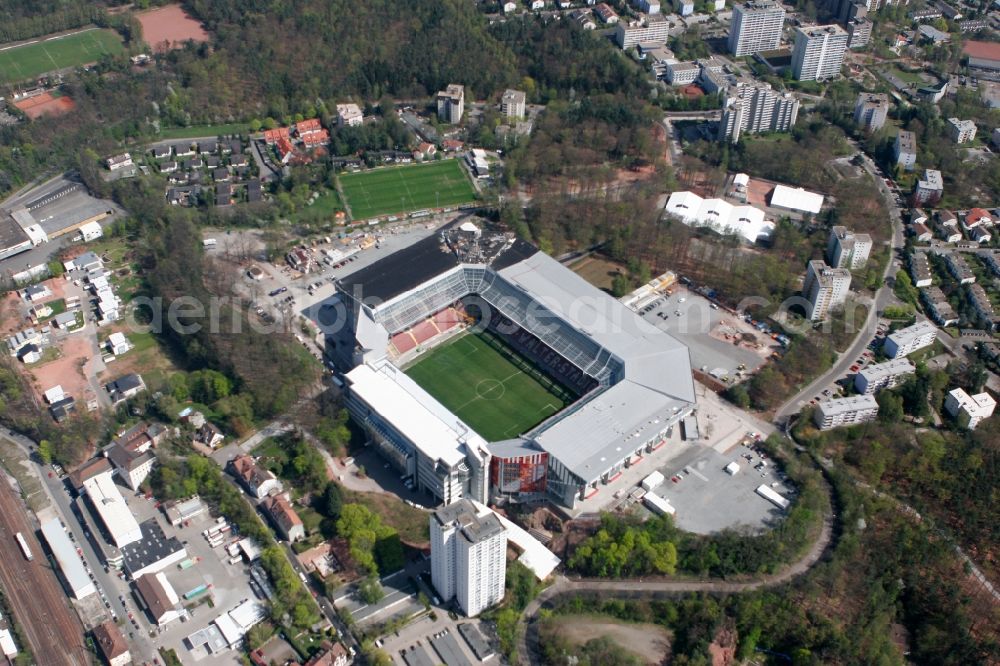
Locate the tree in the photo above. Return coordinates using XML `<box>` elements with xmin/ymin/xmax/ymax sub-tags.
<box><xmin>320</xmin><ymin>482</ymin><xmax>343</xmax><ymax>520</ymax></box>
<box><xmin>877</xmin><ymin>391</ymin><xmax>904</xmax><ymax>422</ymax></box>
<box><xmin>36</xmin><ymin>439</ymin><xmax>52</xmax><ymax>464</ymax></box>
<box><xmin>358</xmin><ymin>575</ymin><xmax>384</xmax><ymax>604</ymax></box>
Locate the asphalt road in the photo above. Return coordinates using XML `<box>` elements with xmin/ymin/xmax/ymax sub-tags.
<box><xmin>773</xmin><ymin>149</ymin><xmax>905</xmax><ymax>423</ymax></box>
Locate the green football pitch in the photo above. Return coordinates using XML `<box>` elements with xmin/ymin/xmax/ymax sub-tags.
<box><xmin>404</xmin><ymin>332</ymin><xmax>572</xmax><ymax>441</ymax></box>
<box><xmin>338</xmin><ymin>159</ymin><xmax>477</xmax><ymax>220</ymax></box>
<box><xmin>0</xmin><ymin>29</ymin><xmax>124</xmax><ymax>84</ymax></box>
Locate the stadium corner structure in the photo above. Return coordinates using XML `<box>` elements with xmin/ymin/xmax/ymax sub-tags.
<box><xmin>325</xmin><ymin>222</ymin><xmax>696</xmax><ymax>511</ymax></box>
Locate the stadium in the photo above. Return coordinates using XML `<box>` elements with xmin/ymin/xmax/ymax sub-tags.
<box><xmin>327</xmin><ymin>222</ymin><xmax>696</xmax><ymax>510</ymax></box>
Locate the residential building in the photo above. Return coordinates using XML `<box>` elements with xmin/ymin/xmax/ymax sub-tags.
<box><xmin>945</xmin><ymin>253</ymin><xmax>976</xmax><ymax>284</ymax></box>
<box><xmin>983</xmin><ymin>251</ymin><xmax>1000</xmax><ymax>276</ymax></box>
<box><xmin>105</xmin><ymin>153</ymin><xmax>133</xmax><ymax>171</ymax></box>
<box><xmin>134</xmin><ymin>572</ymin><xmax>184</xmax><ymax>626</ymax></box>
<box><xmin>500</xmin><ymin>89</ymin><xmax>527</xmax><ymax>119</ymax></box>
<box><xmin>16</xmin><ymin>344</ymin><xmax>40</xmax><ymax>364</ymax></box>
<box><xmin>151</xmin><ymin>145</ymin><xmax>172</xmax><ymax>160</ymax></box>
<box><xmin>827</xmin><ymin>226</ymin><xmax>872</xmax><ymax>270</ymax></box>
<box><xmin>437</xmin><ymin>84</ymin><xmax>465</xmax><ymax>124</ymax></box>
<box><xmin>921</xmin><ymin>287</ymin><xmax>959</xmax><ymax>326</ymax></box>
<box><xmin>594</xmin><ymin>2</ymin><xmax>619</xmax><ymax>23</ymax></box>
<box><xmin>262</xmin><ymin>493</ymin><xmax>305</xmax><ymax>543</ymax></box>
<box><xmin>718</xmin><ymin>82</ymin><xmax>800</xmax><ymax>142</ymax></box>
<box><xmin>911</xmin><ymin>7</ymin><xmax>943</xmax><ymax>20</ymax></box>
<box><xmin>194</xmin><ymin>422</ymin><xmax>224</xmax><ymax>449</ymax></box>
<box><xmin>884</xmin><ymin>320</ymin><xmax>937</xmax><ymax>358</ymax></box>
<box><xmin>430</xmin><ymin>500</ymin><xmax>506</xmax><ymax>617</ymax></box>
<box><xmin>729</xmin><ymin>1</ymin><xmax>786</xmax><ymax>56</ymax></box>
<box><xmin>677</xmin><ymin>0</ymin><xmax>694</xmax><ymax>14</ymax></box>
<box><xmin>107</xmin><ymin>444</ymin><xmax>156</xmax><ymax>491</ymax></box>
<box><xmin>894</xmin><ymin>130</ymin><xmax>917</xmax><ymax>171</ymax></box>
<box><xmin>944</xmin><ymin>388</ymin><xmax>996</xmax><ymax>429</ymax></box>
<box><xmin>93</xmin><ymin>621</ymin><xmax>131</xmax><ymax>666</ymax></box>
<box><xmin>803</xmin><ymin>259</ymin><xmax>852</xmax><ymax>321</ymax></box>
<box><xmin>854</xmin><ymin>358</ymin><xmax>916</xmax><ymax>394</ymax></box>
<box><xmin>964</xmin><ymin>207</ymin><xmax>993</xmax><ymax>229</ymax></box>
<box><xmin>301</xmin><ymin>641</ymin><xmax>351</xmax><ymax>666</ymax></box>
<box><xmin>947</xmin><ymin>117</ymin><xmax>977</xmax><ymax>143</ymax></box>
<box><xmin>107</xmin><ymin>332</ymin><xmax>130</xmax><ymax>356</ymax></box>
<box><xmin>814</xmin><ymin>394</ymin><xmax>879</xmax><ymax>430</ymax></box>
<box><xmin>791</xmin><ymin>25</ymin><xmax>848</xmax><ymax>81</ymax></box>
<box><xmin>112</xmin><ymin>421</ymin><xmax>168</xmax><ymax>454</ymax></box>
<box><xmin>666</xmin><ymin>61</ymin><xmax>701</xmax><ymax>85</ymax></box>
<box><xmin>846</xmin><ymin>18</ymin><xmax>872</xmax><ymax>48</ymax></box>
<box><xmin>615</xmin><ymin>15</ymin><xmax>669</xmax><ymax>48</ymax></box>
<box><xmin>636</xmin><ymin>0</ymin><xmax>661</xmax><ymax>12</ymax></box>
<box><xmin>958</xmin><ymin>18</ymin><xmax>990</xmax><ymax>32</ymax></box>
<box><xmin>909</xmin><ymin>252</ymin><xmax>933</xmax><ymax>287</ymax></box>
<box><xmin>915</xmin><ymin>169</ymin><xmax>943</xmax><ymax>204</ymax></box>
<box><xmin>911</xmin><ymin>223</ymin><xmax>932</xmax><ymax>242</ymax></box>
<box><xmin>967</xmin><ymin>283</ymin><xmax>996</xmax><ymax>328</ymax></box>
<box><xmin>23</xmin><ymin>283</ymin><xmax>51</xmax><ymax>301</ymax></box>
<box><xmin>228</xmin><ymin>454</ymin><xmax>282</xmax><ymax>499</ymax></box>
<box><xmin>105</xmin><ymin>373</ymin><xmax>146</xmax><ymax>405</ymax></box>
<box><xmin>853</xmin><ymin>92</ymin><xmax>889</xmax><ymax>131</ymax></box>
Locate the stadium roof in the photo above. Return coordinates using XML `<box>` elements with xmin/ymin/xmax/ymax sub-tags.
<box><xmin>40</xmin><ymin>518</ymin><xmax>96</xmax><ymax>599</ymax></box>
<box><xmin>769</xmin><ymin>184</ymin><xmax>824</xmax><ymax>215</ymax></box>
<box><xmin>497</xmin><ymin>251</ymin><xmax>695</xmax><ymax>482</ymax></box>
<box><xmin>339</xmin><ymin>232</ymin><xmax>459</xmax><ymax>302</ymax></box>
<box><xmin>345</xmin><ymin>362</ymin><xmax>487</xmax><ymax>468</ymax></box>
<box><xmin>82</xmin><ymin>472</ymin><xmax>143</xmax><ymax>548</ymax></box>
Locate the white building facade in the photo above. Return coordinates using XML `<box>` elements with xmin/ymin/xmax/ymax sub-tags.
<box><xmin>792</xmin><ymin>25</ymin><xmax>848</xmax><ymax>81</ymax></box>
<box><xmin>430</xmin><ymin>500</ymin><xmax>507</xmax><ymax>617</ymax></box>
<box><xmin>729</xmin><ymin>1</ymin><xmax>786</xmax><ymax>56</ymax></box>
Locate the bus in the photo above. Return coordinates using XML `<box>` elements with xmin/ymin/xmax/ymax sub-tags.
<box><xmin>15</xmin><ymin>532</ymin><xmax>32</xmax><ymax>561</ymax></box>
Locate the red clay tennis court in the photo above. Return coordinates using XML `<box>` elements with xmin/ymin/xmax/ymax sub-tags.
<box><xmin>13</xmin><ymin>92</ymin><xmax>75</xmax><ymax>119</ymax></box>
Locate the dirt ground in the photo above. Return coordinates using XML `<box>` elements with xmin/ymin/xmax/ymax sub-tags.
<box><xmin>29</xmin><ymin>333</ymin><xmax>93</xmax><ymax>401</ymax></box>
<box><xmin>0</xmin><ymin>292</ymin><xmax>25</xmax><ymax>335</ymax></box>
<box><xmin>569</xmin><ymin>255</ymin><xmax>626</xmax><ymax>293</ymax></box>
<box><xmin>551</xmin><ymin>615</ymin><xmax>672</xmax><ymax>665</ymax></box>
<box><xmin>137</xmin><ymin>4</ymin><xmax>210</xmax><ymax>52</ymax></box>
<box><xmin>13</xmin><ymin>92</ymin><xmax>76</xmax><ymax>119</ymax></box>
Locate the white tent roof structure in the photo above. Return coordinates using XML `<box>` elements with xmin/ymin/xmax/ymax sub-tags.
<box><xmin>664</xmin><ymin>191</ymin><xmax>774</xmax><ymax>243</ymax></box>
<box><xmin>769</xmin><ymin>184</ymin><xmax>824</xmax><ymax>214</ymax></box>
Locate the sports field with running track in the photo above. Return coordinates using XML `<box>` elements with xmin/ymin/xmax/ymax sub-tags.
<box><xmin>404</xmin><ymin>332</ymin><xmax>570</xmax><ymax>441</ymax></box>
<box><xmin>0</xmin><ymin>29</ymin><xmax>123</xmax><ymax>84</ymax></box>
<box><xmin>338</xmin><ymin>159</ymin><xmax>477</xmax><ymax>220</ymax></box>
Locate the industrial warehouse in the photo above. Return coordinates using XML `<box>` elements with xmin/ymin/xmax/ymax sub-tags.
<box><xmin>328</xmin><ymin>222</ymin><xmax>697</xmax><ymax>510</ymax></box>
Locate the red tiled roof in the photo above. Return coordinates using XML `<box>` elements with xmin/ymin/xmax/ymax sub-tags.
<box><xmin>297</xmin><ymin>118</ymin><xmax>322</xmax><ymax>135</ymax></box>
<box><xmin>277</xmin><ymin>136</ymin><xmax>295</xmax><ymax>157</ymax></box>
<box><xmin>264</xmin><ymin>494</ymin><xmax>302</xmax><ymax>532</ymax></box>
<box><xmin>964</xmin><ymin>40</ymin><xmax>1000</xmax><ymax>62</ymax></box>
<box><xmin>263</xmin><ymin>127</ymin><xmax>291</xmax><ymax>144</ymax></box>
<box><xmin>302</xmin><ymin>129</ymin><xmax>330</xmax><ymax>146</ymax></box>
<box><xmin>967</xmin><ymin>207</ymin><xmax>992</xmax><ymax>224</ymax></box>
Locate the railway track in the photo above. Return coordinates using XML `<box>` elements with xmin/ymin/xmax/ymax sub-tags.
<box><xmin>0</xmin><ymin>478</ymin><xmax>88</xmax><ymax>666</ymax></box>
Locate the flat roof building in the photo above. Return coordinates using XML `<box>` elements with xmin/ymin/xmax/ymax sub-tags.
<box><xmin>909</xmin><ymin>252</ymin><xmax>933</xmax><ymax>287</ymax></box>
<box><xmin>769</xmin><ymin>184</ymin><xmax>824</xmax><ymax>214</ymax></box>
<box><xmin>437</xmin><ymin>84</ymin><xmax>465</xmax><ymax>124</ymax></box>
<box><xmin>827</xmin><ymin>226</ymin><xmax>872</xmax><ymax>270</ymax></box>
<box><xmin>792</xmin><ymin>25</ymin><xmax>848</xmax><ymax>81</ymax></box>
<box><xmin>854</xmin><ymin>358</ymin><xmax>915</xmax><ymax>394</ymax></box>
<box><xmin>40</xmin><ymin>518</ymin><xmax>97</xmax><ymax>600</ymax></box>
<box><xmin>884</xmin><ymin>320</ymin><xmax>937</xmax><ymax>358</ymax></box>
<box><xmin>948</xmin><ymin>118</ymin><xmax>977</xmax><ymax>143</ymax></box>
<box><xmin>944</xmin><ymin>388</ymin><xmax>996</xmax><ymax>429</ymax></box>
<box><xmin>82</xmin><ymin>472</ymin><xmax>143</xmax><ymax>549</ymax></box>
<box><xmin>814</xmin><ymin>394</ymin><xmax>879</xmax><ymax>430</ymax></box>
<box><xmin>729</xmin><ymin>1</ymin><xmax>786</xmax><ymax>56</ymax></box>
<box><xmin>921</xmin><ymin>286</ymin><xmax>958</xmax><ymax>326</ymax></box>
<box><xmin>431</xmin><ymin>499</ymin><xmax>507</xmax><ymax>617</ymax></box>
<box><xmin>915</xmin><ymin>169</ymin><xmax>943</xmax><ymax>204</ymax></box>
<box><xmin>615</xmin><ymin>15</ymin><xmax>670</xmax><ymax>48</ymax></box>
<box><xmin>500</xmin><ymin>89</ymin><xmax>527</xmax><ymax>119</ymax></box>
<box><xmin>804</xmin><ymin>259</ymin><xmax>851</xmax><ymax>321</ymax></box>
<box><xmin>895</xmin><ymin>130</ymin><xmax>917</xmax><ymax>171</ymax></box>
<box><xmin>718</xmin><ymin>82</ymin><xmax>799</xmax><ymax>143</ymax></box>
<box><xmin>945</xmin><ymin>253</ymin><xmax>976</xmax><ymax>284</ymax></box>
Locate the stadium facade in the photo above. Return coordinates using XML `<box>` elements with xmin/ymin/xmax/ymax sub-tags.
<box><xmin>328</xmin><ymin>223</ymin><xmax>696</xmax><ymax>509</ymax></box>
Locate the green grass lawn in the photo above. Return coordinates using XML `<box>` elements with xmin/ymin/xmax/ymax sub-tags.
<box><xmin>338</xmin><ymin>159</ymin><xmax>476</xmax><ymax>220</ymax></box>
<box><xmin>0</xmin><ymin>29</ymin><xmax>124</xmax><ymax>84</ymax></box>
<box><xmin>404</xmin><ymin>332</ymin><xmax>569</xmax><ymax>441</ymax></box>
<box><xmin>288</xmin><ymin>188</ymin><xmax>344</xmax><ymax>224</ymax></box>
<box><xmin>156</xmin><ymin>123</ymin><xmax>248</xmax><ymax>140</ymax></box>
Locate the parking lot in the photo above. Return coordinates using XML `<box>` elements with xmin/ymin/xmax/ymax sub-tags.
<box><xmin>378</xmin><ymin>610</ymin><xmax>498</xmax><ymax>666</ymax></box>
<box><xmin>635</xmin><ymin>287</ymin><xmax>778</xmax><ymax>381</ymax></box>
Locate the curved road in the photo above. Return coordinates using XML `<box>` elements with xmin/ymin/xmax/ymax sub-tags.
<box><xmin>516</xmin><ymin>485</ymin><xmax>835</xmax><ymax>665</ymax></box>
<box><xmin>773</xmin><ymin>149</ymin><xmax>905</xmax><ymax>423</ymax></box>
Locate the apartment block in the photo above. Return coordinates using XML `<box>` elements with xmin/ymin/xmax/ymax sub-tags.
<box><xmin>792</xmin><ymin>25</ymin><xmax>848</xmax><ymax>81</ymax></box>
<box><xmin>921</xmin><ymin>286</ymin><xmax>958</xmax><ymax>326</ymax></box>
<box><xmin>335</xmin><ymin>103</ymin><xmax>363</xmax><ymax>128</ymax></box>
<box><xmin>853</xmin><ymin>92</ymin><xmax>889</xmax><ymax>131</ymax></box>
<box><xmin>500</xmin><ymin>89</ymin><xmax>527</xmax><ymax>119</ymax></box>
<box><xmin>915</xmin><ymin>169</ymin><xmax>943</xmax><ymax>204</ymax></box>
<box><xmin>846</xmin><ymin>18</ymin><xmax>872</xmax><ymax>48</ymax></box>
<box><xmin>718</xmin><ymin>83</ymin><xmax>800</xmax><ymax>143</ymax></box>
<box><xmin>430</xmin><ymin>499</ymin><xmax>506</xmax><ymax>617</ymax></box>
<box><xmin>827</xmin><ymin>226</ymin><xmax>872</xmax><ymax>270</ymax></box>
<box><xmin>883</xmin><ymin>320</ymin><xmax>937</xmax><ymax>358</ymax></box>
<box><xmin>894</xmin><ymin>130</ymin><xmax>917</xmax><ymax>171</ymax></box>
<box><xmin>615</xmin><ymin>15</ymin><xmax>670</xmax><ymax>48</ymax></box>
<box><xmin>854</xmin><ymin>358</ymin><xmax>916</xmax><ymax>394</ymax></box>
<box><xmin>967</xmin><ymin>283</ymin><xmax>996</xmax><ymax>328</ymax></box>
<box><xmin>947</xmin><ymin>117</ymin><xmax>977</xmax><ymax>143</ymax></box>
<box><xmin>666</xmin><ymin>61</ymin><xmax>701</xmax><ymax>85</ymax></box>
<box><xmin>729</xmin><ymin>1</ymin><xmax>786</xmax><ymax>56</ymax></box>
<box><xmin>437</xmin><ymin>84</ymin><xmax>465</xmax><ymax>124</ymax></box>
<box><xmin>944</xmin><ymin>388</ymin><xmax>996</xmax><ymax>429</ymax></box>
<box><xmin>945</xmin><ymin>253</ymin><xmax>976</xmax><ymax>284</ymax></box>
<box><xmin>814</xmin><ymin>394</ymin><xmax>879</xmax><ymax>430</ymax></box>
<box><xmin>909</xmin><ymin>252</ymin><xmax>933</xmax><ymax>287</ymax></box>
<box><xmin>982</xmin><ymin>251</ymin><xmax>1000</xmax><ymax>276</ymax></box>
<box><xmin>804</xmin><ymin>259</ymin><xmax>852</xmax><ymax>321</ymax></box>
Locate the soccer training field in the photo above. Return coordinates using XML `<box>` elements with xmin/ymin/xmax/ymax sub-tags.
<box><xmin>338</xmin><ymin>159</ymin><xmax>477</xmax><ymax>220</ymax></box>
<box><xmin>405</xmin><ymin>332</ymin><xmax>571</xmax><ymax>441</ymax></box>
<box><xmin>0</xmin><ymin>29</ymin><xmax>124</xmax><ymax>84</ymax></box>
